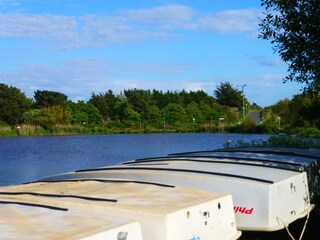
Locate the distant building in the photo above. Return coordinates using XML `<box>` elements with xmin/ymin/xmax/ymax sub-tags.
<box><xmin>248</xmin><ymin>110</ymin><xmax>262</xmax><ymax>125</ymax></box>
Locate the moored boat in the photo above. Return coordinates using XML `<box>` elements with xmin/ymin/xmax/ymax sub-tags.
<box><xmin>0</xmin><ymin>178</ymin><xmax>241</xmax><ymax>240</ymax></box>
<box><xmin>170</xmin><ymin>146</ymin><xmax>320</xmax><ymax>202</ymax></box>
<box><xmin>41</xmin><ymin>147</ymin><xmax>314</xmax><ymax>232</ymax></box>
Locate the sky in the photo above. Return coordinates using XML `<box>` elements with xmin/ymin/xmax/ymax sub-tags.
<box><xmin>0</xmin><ymin>0</ymin><xmax>304</xmax><ymax>106</ymax></box>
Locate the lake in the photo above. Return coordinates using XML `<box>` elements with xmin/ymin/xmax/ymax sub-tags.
<box><xmin>0</xmin><ymin>133</ymin><xmax>267</xmax><ymax>186</ymax></box>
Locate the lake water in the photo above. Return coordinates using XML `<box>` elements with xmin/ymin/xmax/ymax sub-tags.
<box><xmin>0</xmin><ymin>133</ymin><xmax>268</xmax><ymax>186</ymax></box>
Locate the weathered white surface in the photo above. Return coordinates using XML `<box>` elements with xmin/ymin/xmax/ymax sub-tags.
<box><xmin>44</xmin><ymin>159</ymin><xmax>312</xmax><ymax>231</ymax></box>
<box><xmin>0</xmin><ymin>203</ymin><xmax>142</xmax><ymax>240</ymax></box>
<box><xmin>0</xmin><ymin>180</ymin><xmax>240</xmax><ymax>240</ymax></box>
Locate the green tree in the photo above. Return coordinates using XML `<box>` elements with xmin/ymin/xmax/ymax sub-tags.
<box><xmin>124</xmin><ymin>89</ymin><xmax>151</xmax><ymax>114</ymax></box>
<box><xmin>113</xmin><ymin>94</ymin><xmax>128</xmax><ymax>122</ymax></box>
<box><xmin>214</xmin><ymin>82</ymin><xmax>243</xmax><ymax>108</ymax></box>
<box><xmin>89</xmin><ymin>93</ymin><xmax>109</xmax><ymax>120</ymax></box>
<box><xmin>164</xmin><ymin>103</ymin><xmax>187</xmax><ymax>126</ymax></box>
<box><xmin>24</xmin><ymin>106</ymin><xmax>71</xmax><ymax>128</ymax></box>
<box><xmin>68</xmin><ymin>101</ymin><xmax>102</xmax><ymax>124</ymax></box>
<box><xmin>151</xmin><ymin>89</ymin><xmax>166</xmax><ymax>109</ymax></box>
<box><xmin>0</xmin><ymin>84</ymin><xmax>31</xmax><ymax>125</ymax></box>
<box><xmin>104</xmin><ymin>90</ymin><xmax>117</xmax><ymax>117</ymax></box>
<box><xmin>85</xmin><ymin>103</ymin><xmax>103</xmax><ymax>124</ymax></box>
<box><xmin>259</xmin><ymin>0</ymin><xmax>320</xmax><ymax>92</ymax></box>
<box><xmin>123</xmin><ymin>105</ymin><xmax>141</xmax><ymax>126</ymax></box>
<box><xmin>270</xmin><ymin>98</ymin><xmax>291</xmax><ymax>125</ymax></box>
<box><xmin>186</xmin><ymin>102</ymin><xmax>204</xmax><ymax>123</ymax></box>
<box><xmin>162</xmin><ymin>91</ymin><xmax>179</xmax><ymax>107</ymax></box>
<box><xmin>39</xmin><ymin>106</ymin><xmax>71</xmax><ymax>128</ymax></box>
<box><xmin>34</xmin><ymin>90</ymin><xmax>68</xmax><ymax>108</ymax></box>
<box><xmin>23</xmin><ymin>109</ymin><xmax>44</xmax><ymax>125</ymax></box>
<box><xmin>289</xmin><ymin>94</ymin><xmax>320</xmax><ymax>127</ymax></box>
<box><xmin>199</xmin><ymin>102</ymin><xmax>220</xmax><ymax>121</ymax></box>
<box><xmin>189</xmin><ymin>90</ymin><xmax>213</xmax><ymax>105</ymax></box>
<box><xmin>145</xmin><ymin>105</ymin><xmax>162</xmax><ymax>128</ymax></box>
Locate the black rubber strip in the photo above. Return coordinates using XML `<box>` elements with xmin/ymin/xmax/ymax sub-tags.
<box><xmin>162</xmin><ymin>154</ymin><xmax>305</xmax><ymax>167</ymax></box>
<box><xmin>0</xmin><ymin>200</ymin><xmax>68</xmax><ymax>211</ymax></box>
<box><xmin>25</xmin><ymin>179</ymin><xmax>175</xmax><ymax>188</ymax></box>
<box><xmin>126</xmin><ymin>156</ymin><xmax>303</xmax><ymax>172</ymax></box>
<box><xmin>75</xmin><ymin>167</ymin><xmax>274</xmax><ymax>184</ymax></box>
<box><xmin>0</xmin><ymin>192</ymin><xmax>117</xmax><ymax>202</ymax></box>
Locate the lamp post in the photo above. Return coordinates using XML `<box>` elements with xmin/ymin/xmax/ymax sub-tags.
<box><xmin>241</xmin><ymin>84</ymin><xmax>246</xmax><ymax>120</ymax></box>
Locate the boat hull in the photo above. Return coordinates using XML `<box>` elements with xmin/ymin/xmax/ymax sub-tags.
<box><xmin>0</xmin><ymin>180</ymin><xmax>240</xmax><ymax>240</ymax></box>
<box><xmin>42</xmin><ymin>159</ymin><xmax>312</xmax><ymax>231</ymax></box>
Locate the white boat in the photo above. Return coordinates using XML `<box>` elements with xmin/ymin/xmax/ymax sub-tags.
<box><xmin>0</xmin><ymin>179</ymin><xmax>241</xmax><ymax>240</ymax></box>
<box><xmin>170</xmin><ymin>146</ymin><xmax>320</xmax><ymax>202</ymax></box>
<box><xmin>42</xmin><ymin>150</ymin><xmax>313</xmax><ymax>232</ymax></box>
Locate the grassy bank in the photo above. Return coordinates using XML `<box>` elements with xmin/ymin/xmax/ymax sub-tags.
<box><xmin>0</xmin><ymin>124</ymin><xmax>178</xmax><ymax>137</ymax></box>
<box><xmin>0</xmin><ymin>122</ymin><xmax>319</xmax><ymax>137</ymax></box>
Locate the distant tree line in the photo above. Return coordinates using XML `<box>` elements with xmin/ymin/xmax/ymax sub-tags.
<box><xmin>0</xmin><ymin>82</ymin><xmax>319</xmax><ymax>135</ymax></box>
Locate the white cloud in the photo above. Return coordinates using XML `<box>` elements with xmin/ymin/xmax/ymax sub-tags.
<box><xmin>0</xmin><ymin>59</ymin><xmax>109</xmax><ymax>98</ymax></box>
<box><xmin>1</xmin><ymin>58</ymin><xmax>302</xmax><ymax>106</ymax></box>
<box><xmin>0</xmin><ymin>58</ymin><xmax>197</xmax><ymax>99</ymax></box>
<box><xmin>197</xmin><ymin>9</ymin><xmax>260</xmax><ymax>34</ymax></box>
<box><xmin>0</xmin><ymin>13</ymin><xmax>78</xmax><ymax>39</ymax></box>
<box><xmin>124</xmin><ymin>4</ymin><xmax>197</xmax><ymax>30</ymax></box>
<box><xmin>0</xmin><ymin>5</ymin><xmax>261</xmax><ymax>48</ymax></box>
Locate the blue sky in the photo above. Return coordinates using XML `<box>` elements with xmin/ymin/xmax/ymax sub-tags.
<box><xmin>0</xmin><ymin>0</ymin><xmax>303</xmax><ymax>106</ymax></box>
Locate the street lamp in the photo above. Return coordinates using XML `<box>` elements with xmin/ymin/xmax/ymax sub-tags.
<box><xmin>241</xmin><ymin>84</ymin><xmax>246</xmax><ymax>120</ymax></box>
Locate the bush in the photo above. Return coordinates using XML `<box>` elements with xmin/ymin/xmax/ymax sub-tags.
<box><xmin>255</xmin><ymin>123</ymin><xmax>279</xmax><ymax>134</ymax></box>
<box><xmin>267</xmin><ymin>134</ymin><xmax>320</xmax><ymax>148</ymax></box>
<box><xmin>229</xmin><ymin>118</ymin><xmax>256</xmax><ymax>133</ymax></box>
<box><xmin>287</xmin><ymin>127</ymin><xmax>320</xmax><ymax>136</ymax></box>
<box><xmin>223</xmin><ymin>134</ymin><xmax>320</xmax><ymax>149</ymax></box>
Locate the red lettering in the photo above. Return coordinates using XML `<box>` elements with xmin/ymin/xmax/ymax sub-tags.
<box><xmin>245</xmin><ymin>208</ymin><xmax>253</xmax><ymax>214</ymax></box>
<box><xmin>239</xmin><ymin>207</ymin><xmax>245</xmax><ymax>214</ymax></box>
<box><xmin>233</xmin><ymin>206</ymin><xmax>254</xmax><ymax>215</ymax></box>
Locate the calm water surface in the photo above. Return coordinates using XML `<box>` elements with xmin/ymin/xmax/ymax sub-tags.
<box><xmin>0</xmin><ymin>133</ymin><xmax>267</xmax><ymax>186</ymax></box>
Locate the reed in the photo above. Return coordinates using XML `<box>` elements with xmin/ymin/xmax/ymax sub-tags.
<box><xmin>51</xmin><ymin>124</ymin><xmax>85</xmax><ymax>135</ymax></box>
<box><xmin>0</xmin><ymin>126</ymin><xmax>16</xmax><ymax>137</ymax></box>
<box><xmin>16</xmin><ymin>124</ymin><xmax>48</xmax><ymax>136</ymax></box>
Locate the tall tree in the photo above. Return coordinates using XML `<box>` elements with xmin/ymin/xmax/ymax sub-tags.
<box><xmin>124</xmin><ymin>89</ymin><xmax>151</xmax><ymax>114</ymax></box>
<box><xmin>259</xmin><ymin>0</ymin><xmax>320</xmax><ymax>92</ymax></box>
<box><xmin>214</xmin><ymin>82</ymin><xmax>243</xmax><ymax>108</ymax></box>
<box><xmin>34</xmin><ymin>90</ymin><xmax>68</xmax><ymax>108</ymax></box>
<box><xmin>89</xmin><ymin>93</ymin><xmax>110</xmax><ymax>120</ymax></box>
<box><xmin>0</xmin><ymin>84</ymin><xmax>31</xmax><ymax>125</ymax></box>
